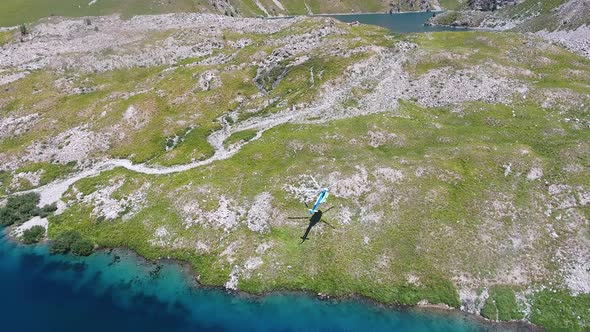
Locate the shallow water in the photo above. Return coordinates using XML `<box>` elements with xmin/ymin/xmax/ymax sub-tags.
<box><xmin>330</xmin><ymin>12</ymin><xmax>462</xmax><ymax>33</ymax></box>
<box><xmin>0</xmin><ymin>231</ymin><xmax>522</xmax><ymax>332</ymax></box>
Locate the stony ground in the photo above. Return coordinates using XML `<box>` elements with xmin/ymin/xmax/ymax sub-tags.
<box><xmin>1</xmin><ymin>13</ymin><xmax>589</xmax><ymax>331</ymax></box>
<box><xmin>428</xmin><ymin>0</ymin><xmax>590</xmax><ymax>60</ymax></box>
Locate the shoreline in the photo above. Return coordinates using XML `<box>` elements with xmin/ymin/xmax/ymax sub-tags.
<box><xmin>2</xmin><ymin>229</ymin><xmax>540</xmax><ymax>331</ymax></box>
<box><xmin>263</xmin><ymin>9</ymin><xmax>445</xmax><ymax>20</ymax></box>
<box><xmin>310</xmin><ymin>10</ymin><xmax>444</xmax><ymax>17</ymax></box>
<box><xmin>3</xmin><ymin>216</ymin><xmax>540</xmax><ymax>331</ymax></box>
<box><xmin>91</xmin><ymin>245</ymin><xmax>542</xmax><ymax>332</ymax></box>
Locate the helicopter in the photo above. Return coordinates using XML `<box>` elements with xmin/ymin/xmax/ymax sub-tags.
<box><xmin>307</xmin><ymin>176</ymin><xmax>331</xmax><ymax>214</ymax></box>
<box><xmin>289</xmin><ymin>176</ymin><xmax>336</xmax><ymax>243</ymax></box>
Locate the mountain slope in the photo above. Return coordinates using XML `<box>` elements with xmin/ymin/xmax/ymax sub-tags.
<box><xmin>1</xmin><ymin>13</ymin><xmax>590</xmax><ymax>331</ymax></box>
<box><xmin>429</xmin><ymin>0</ymin><xmax>590</xmax><ymax>58</ymax></box>
<box><xmin>431</xmin><ymin>0</ymin><xmax>589</xmax><ymax>31</ymax></box>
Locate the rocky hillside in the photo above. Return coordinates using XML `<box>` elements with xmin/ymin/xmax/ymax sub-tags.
<box><xmin>1</xmin><ymin>13</ymin><xmax>589</xmax><ymax>331</ymax></box>
<box><xmin>429</xmin><ymin>0</ymin><xmax>590</xmax><ymax>58</ymax></box>
<box><xmin>431</xmin><ymin>0</ymin><xmax>589</xmax><ymax>30</ymax></box>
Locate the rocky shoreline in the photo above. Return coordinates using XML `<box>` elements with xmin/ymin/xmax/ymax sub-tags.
<box><xmin>94</xmin><ymin>244</ymin><xmax>544</xmax><ymax>331</ymax></box>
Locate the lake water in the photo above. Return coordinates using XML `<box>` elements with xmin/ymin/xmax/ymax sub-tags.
<box><xmin>330</xmin><ymin>11</ymin><xmax>461</xmax><ymax>33</ymax></box>
<box><xmin>0</xmin><ymin>230</ymin><xmax>521</xmax><ymax>331</ymax></box>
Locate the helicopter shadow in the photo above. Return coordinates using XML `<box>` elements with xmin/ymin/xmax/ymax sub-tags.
<box><xmin>288</xmin><ymin>205</ymin><xmax>335</xmax><ymax>244</ymax></box>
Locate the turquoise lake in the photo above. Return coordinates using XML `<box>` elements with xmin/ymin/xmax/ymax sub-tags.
<box><xmin>330</xmin><ymin>11</ymin><xmax>462</xmax><ymax>33</ymax></box>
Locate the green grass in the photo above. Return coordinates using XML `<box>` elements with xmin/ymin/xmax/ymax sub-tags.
<box><xmin>0</xmin><ymin>171</ymin><xmax>11</xmax><ymax>196</ymax></box>
<box><xmin>481</xmin><ymin>286</ymin><xmax>524</xmax><ymax>321</ymax></box>
<box><xmin>438</xmin><ymin>0</ymin><xmax>465</xmax><ymax>11</ymax></box>
<box><xmin>501</xmin><ymin>0</ymin><xmax>568</xmax><ymax>18</ymax></box>
<box><xmin>10</xmin><ymin>162</ymin><xmax>77</xmax><ymax>191</ymax></box>
<box><xmin>499</xmin><ymin>0</ymin><xmax>589</xmax><ymax>32</ymax></box>
<box><xmin>45</xmin><ymin>95</ymin><xmax>590</xmax><ymax>321</ymax></box>
<box><xmin>0</xmin><ymin>0</ymin><xmax>203</xmax><ymax>27</ymax></box>
<box><xmin>530</xmin><ymin>289</ymin><xmax>590</xmax><ymax>331</ymax></box>
<box><xmin>408</xmin><ymin>31</ymin><xmax>590</xmax><ymax>97</ymax></box>
<box><xmin>0</xmin><ymin>17</ymin><xmax>390</xmax><ymax>168</ymax></box>
<box><xmin>0</xmin><ymin>30</ymin><xmax>14</xmax><ymax>45</ymax></box>
<box><xmin>224</xmin><ymin>129</ymin><xmax>258</xmax><ymax>148</ymax></box>
<box><xmin>0</xmin><ymin>0</ymin><xmax>442</xmax><ymax>26</ymax></box>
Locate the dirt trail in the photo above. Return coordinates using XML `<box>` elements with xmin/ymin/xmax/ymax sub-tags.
<box><xmin>25</xmin><ymin>39</ymin><xmax>523</xmax><ymax>207</ymax></box>
<box><xmin>21</xmin><ymin>44</ymin><xmax>409</xmax><ymax>206</ymax></box>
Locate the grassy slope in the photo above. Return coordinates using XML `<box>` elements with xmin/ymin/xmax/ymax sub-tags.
<box><xmin>2</xmin><ymin>15</ymin><xmax>590</xmax><ymax>330</ymax></box>
<box><xmin>437</xmin><ymin>0</ymin><xmax>465</xmax><ymax>11</ymax></box>
<box><xmin>505</xmin><ymin>0</ymin><xmax>590</xmax><ymax>32</ymax></box>
<box><xmin>433</xmin><ymin>0</ymin><xmax>590</xmax><ymax>32</ymax></box>
<box><xmin>40</xmin><ymin>30</ymin><xmax>590</xmax><ymax>330</ymax></box>
<box><xmin>0</xmin><ymin>30</ymin><xmax>14</xmax><ymax>45</ymax></box>
<box><xmin>0</xmin><ymin>19</ymin><xmax>391</xmax><ymax>189</ymax></box>
<box><xmin>49</xmin><ymin>97</ymin><xmax>590</xmax><ymax>327</ymax></box>
<box><xmin>481</xmin><ymin>286</ymin><xmax>524</xmax><ymax>321</ymax></box>
<box><xmin>0</xmin><ymin>0</ymin><xmax>207</xmax><ymax>27</ymax></box>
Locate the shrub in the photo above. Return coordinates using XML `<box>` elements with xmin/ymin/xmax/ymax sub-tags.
<box><xmin>22</xmin><ymin>225</ymin><xmax>45</xmax><ymax>244</ymax></box>
<box><xmin>49</xmin><ymin>230</ymin><xmax>76</xmax><ymax>254</ymax></box>
<box><xmin>50</xmin><ymin>230</ymin><xmax>94</xmax><ymax>256</ymax></box>
<box><xmin>0</xmin><ymin>193</ymin><xmax>40</xmax><ymax>226</ymax></box>
<box><xmin>39</xmin><ymin>203</ymin><xmax>57</xmax><ymax>218</ymax></box>
<box><xmin>71</xmin><ymin>238</ymin><xmax>94</xmax><ymax>256</ymax></box>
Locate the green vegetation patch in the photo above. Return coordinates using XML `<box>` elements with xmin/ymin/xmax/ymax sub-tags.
<box><xmin>0</xmin><ymin>0</ymin><xmax>203</xmax><ymax>27</ymax></box>
<box><xmin>408</xmin><ymin>31</ymin><xmax>590</xmax><ymax>98</ymax></box>
<box><xmin>224</xmin><ymin>129</ymin><xmax>258</xmax><ymax>148</ymax></box>
<box><xmin>49</xmin><ymin>230</ymin><xmax>94</xmax><ymax>256</ymax></box>
<box><xmin>0</xmin><ymin>193</ymin><xmax>57</xmax><ymax>227</ymax></box>
<box><xmin>12</xmin><ymin>162</ymin><xmax>77</xmax><ymax>190</ymax></box>
<box><xmin>530</xmin><ymin>289</ymin><xmax>590</xmax><ymax>331</ymax></box>
<box><xmin>22</xmin><ymin>225</ymin><xmax>45</xmax><ymax>244</ymax></box>
<box><xmin>481</xmin><ymin>286</ymin><xmax>524</xmax><ymax>321</ymax></box>
<box><xmin>437</xmin><ymin>0</ymin><xmax>465</xmax><ymax>11</ymax></box>
<box><xmin>0</xmin><ymin>193</ymin><xmax>41</xmax><ymax>226</ymax></box>
<box><xmin>0</xmin><ymin>30</ymin><xmax>14</xmax><ymax>45</ymax></box>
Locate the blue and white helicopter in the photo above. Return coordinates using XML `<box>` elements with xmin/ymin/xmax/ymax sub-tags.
<box><xmin>289</xmin><ymin>176</ymin><xmax>336</xmax><ymax>243</ymax></box>
<box><xmin>307</xmin><ymin>176</ymin><xmax>330</xmax><ymax>214</ymax></box>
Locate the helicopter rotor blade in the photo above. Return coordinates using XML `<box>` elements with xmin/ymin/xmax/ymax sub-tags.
<box><xmin>324</xmin><ymin>206</ymin><xmax>335</xmax><ymax>213</ymax></box>
<box><xmin>288</xmin><ymin>217</ymin><xmax>309</xmax><ymax>220</ymax></box>
<box><xmin>321</xmin><ymin>219</ymin><xmax>336</xmax><ymax>228</ymax></box>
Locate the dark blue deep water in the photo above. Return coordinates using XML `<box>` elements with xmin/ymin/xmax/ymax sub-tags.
<box><xmin>330</xmin><ymin>12</ymin><xmax>462</xmax><ymax>33</ymax></box>
<box><xmin>0</xmin><ymin>231</ymin><xmax>522</xmax><ymax>332</ymax></box>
